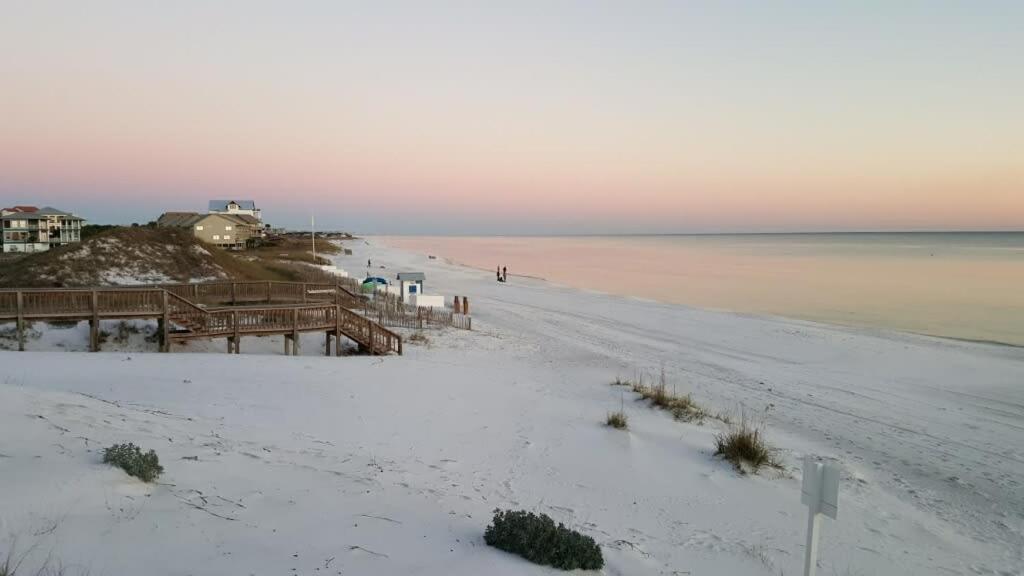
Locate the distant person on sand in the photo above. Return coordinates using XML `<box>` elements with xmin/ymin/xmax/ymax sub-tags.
<box><xmin>497</xmin><ymin>266</ymin><xmax>501</xmax><ymax>282</ymax></box>
<box><xmin>368</xmin><ymin>259</ymin><xmax>372</xmax><ymax>268</ymax></box>
<box><xmin>503</xmin><ymin>266</ymin><xmax>507</xmax><ymax>282</ymax></box>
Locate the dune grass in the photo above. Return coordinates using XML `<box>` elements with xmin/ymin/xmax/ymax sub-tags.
<box><xmin>605</xmin><ymin>410</ymin><xmax>628</xmax><ymax>429</ymax></box>
<box><xmin>713</xmin><ymin>411</ymin><xmax>779</xmax><ymax>474</ymax></box>
<box><xmin>626</xmin><ymin>368</ymin><xmax>710</xmax><ymax>423</ymax></box>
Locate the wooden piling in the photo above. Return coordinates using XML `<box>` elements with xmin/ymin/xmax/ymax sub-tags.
<box><xmin>334</xmin><ymin>305</ymin><xmax>343</xmax><ymax>357</ymax></box>
<box><xmin>15</xmin><ymin>291</ymin><xmax>24</xmax><ymax>351</ymax></box>
<box><xmin>90</xmin><ymin>290</ymin><xmax>100</xmax><ymax>352</ymax></box>
<box><xmin>161</xmin><ymin>290</ymin><xmax>170</xmax><ymax>352</ymax></box>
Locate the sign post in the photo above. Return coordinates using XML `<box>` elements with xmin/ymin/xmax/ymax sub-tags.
<box><xmin>801</xmin><ymin>456</ymin><xmax>839</xmax><ymax>576</ymax></box>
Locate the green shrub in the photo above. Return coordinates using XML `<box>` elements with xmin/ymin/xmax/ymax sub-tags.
<box><xmin>103</xmin><ymin>443</ymin><xmax>164</xmax><ymax>482</ymax></box>
<box><xmin>484</xmin><ymin>509</ymin><xmax>603</xmax><ymax>571</ymax></box>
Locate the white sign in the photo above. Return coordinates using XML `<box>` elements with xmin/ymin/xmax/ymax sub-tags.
<box><xmin>801</xmin><ymin>456</ymin><xmax>840</xmax><ymax>576</ymax></box>
<box><xmin>801</xmin><ymin>457</ymin><xmax>839</xmax><ymax>519</ymax></box>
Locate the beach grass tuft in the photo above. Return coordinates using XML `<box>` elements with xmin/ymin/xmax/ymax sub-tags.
<box><xmin>627</xmin><ymin>367</ymin><xmax>709</xmax><ymax>423</ymax></box>
<box><xmin>407</xmin><ymin>331</ymin><xmax>430</xmax><ymax>345</ymax></box>
<box><xmin>606</xmin><ymin>410</ymin><xmax>628</xmax><ymax>429</ymax></box>
<box><xmin>713</xmin><ymin>412</ymin><xmax>778</xmax><ymax>474</ymax></box>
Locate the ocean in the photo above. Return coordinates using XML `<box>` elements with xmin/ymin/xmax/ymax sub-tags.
<box><xmin>381</xmin><ymin>233</ymin><xmax>1024</xmax><ymax>347</ymax></box>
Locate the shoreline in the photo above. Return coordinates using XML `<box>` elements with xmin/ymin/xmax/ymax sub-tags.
<box><xmin>369</xmin><ymin>236</ymin><xmax>1024</xmax><ymax>351</ymax></box>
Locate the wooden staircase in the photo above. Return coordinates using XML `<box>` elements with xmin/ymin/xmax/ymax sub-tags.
<box><xmin>164</xmin><ymin>292</ymin><xmax>402</xmax><ymax>355</ymax></box>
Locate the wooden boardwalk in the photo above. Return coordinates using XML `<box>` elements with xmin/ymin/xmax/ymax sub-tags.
<box><xmin>0</xmin><ymin>281</ymin><xmax>404</xmax><ymax>356</ymax></box>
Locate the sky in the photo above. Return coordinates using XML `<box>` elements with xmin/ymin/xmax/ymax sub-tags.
<box><xmin>1</xmin><ymin>1</ymin><xmax>1021</xmax><ymax>234</ymax></box>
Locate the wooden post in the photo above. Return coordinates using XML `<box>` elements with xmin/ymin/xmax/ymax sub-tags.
<box><xmin>161</xmin><ymin>290</ymin><xmax>170</xmax><ymax>352</ymax></box>
<box><xmin>266</xmin><ymin>281</ymin><xmax>272</xmax><ymax>303</ymax></box>
<box><xmin>367</xmin><ymin>322</ymin><xmax>375</xmax><ymax>355</ymax></box>
<box><xmin>231</xmin><ymin>282</ymin><xmax>237</xmax><ymax>305</ymax></box>
<box><xmin>233</xmin><ymin>310</ymin><xmax>240</xmax><ymax>354</ymax></box>
<box><xmin>284</xmin><ymin>335</ymin><xmax>291</xmax><ymax>355</ymax></box>
<box><xmin>463</xmin><ymin>297</ymin><xmax>470</xmax><ymax>315</ymax></box>
<box><xmin>292</xmin><ymin>308</ymin><xmax>300</xmax><ymax>355</ymax></box>
<box><xmin>302</xmin><ymin>283</ymin><xmax>308</xmax><ymax>303</ymax></box>
<box><xmin>417</xmin><ymin>307</ymin><xmax>423</xmax><ymax>329</ymax></box>
<box><xmin>397</xmin><ymin>335</ymin><xmax>403</xmax><ymax>355</ymax></box>
<box><xmin>325</xmin><ymin>331</ymin><xmax>331</xmax><ymax>356</ymax></box>
<box><xmin>227</xmin><ymin>336</ymin><xmax>234</xmax><ymax>354</ymax></box>
<box><xmin>90</xmin><ymin>290</ymin><xmax>100</xmax><ymax>352</ymax></box>
<box><xmin>335</xmin><ymin>305</ymin><xmax>343</xmax><ymax>357</ymax></box>
<box><xmin>192</xmin><ymin>283</ymin><xmax>199</xmax><ymax>302</ymax></box>
<box><xmin>15</xmin><ymin>291</ymin><xmax>24</xmax><ymax>351</ymax></box>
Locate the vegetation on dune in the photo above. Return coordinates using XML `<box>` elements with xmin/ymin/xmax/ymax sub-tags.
<box><xmin>605</xmin><ymin>409</ymin><xmax>628</xmax><ymax>429</ymax></box>
<box><xmin>0</xmin><ymin>226</ymin><xmax>349</xmax><ymax>288</ymax></box>
<box><xmin>714</xmin><ymin>411</ymin><xmax>779</xmax><ymax>474</ymax></box>
<box><xmin>103</xmin><ymin>443</ymin><xmax>164</xmax><ymax>482</ymax></box>
<box><xmin>484</xmin><ymin>509</ymin><xmax>604</xmax><ymax>571</ymax></box>
<box><xmin>628</xmin><ymin>368</ymin><xmax>709</xmax><ymax>423</ymax></box>
<box><xmin>407</xmin><ymin>331</ymin><xmax>430</xmax><ymax>345</ymax></box>
<box><xmin>0</xmin><ymin>227</ymin><xmax>225</xmax><ymax>287</ymax></box>
<box><xmin>1</xmin><ymin>541</ymin><xmax>80</xmax><ymax>576</ymax></box>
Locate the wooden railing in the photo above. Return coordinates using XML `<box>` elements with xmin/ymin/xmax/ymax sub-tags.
<box><xmin>155</xmin><ymin>280</ymin><xmax>472</xmax><ymax>331</ymax></box>
<box><xmin>0</xmin><ymin>285</ymin><xmax>404</xmax><ymax>355</ymax></box>
<box><xmin>160</xmin><ymin>281</ymin><xmax>346</xmax><ymax>306</ymax></box>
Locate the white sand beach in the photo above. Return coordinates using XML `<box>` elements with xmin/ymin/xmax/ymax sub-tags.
<box><xmin>2</xmin><ymin>239</ymin><xmax>1022</xmax><ymax>575</ymax></box>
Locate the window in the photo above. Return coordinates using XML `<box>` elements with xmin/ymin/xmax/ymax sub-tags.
<box><xmin>212</xmin><ymin>235</ymin><xmax>220</xmax><ymax>240</ymax></box>
<box><xmin>224</xmin><ymin>226</ymin><xmax>232</xmax><ymax>231</ymax></box>
<box><xmin>195</xmin><ymin>225</ymin><xmax>204</xmax><ymax>231</ymax></box>
<box><xmin>223</xmin><ymin>235</ymin><xmax>231</xmax><ymax>240</ymax></box>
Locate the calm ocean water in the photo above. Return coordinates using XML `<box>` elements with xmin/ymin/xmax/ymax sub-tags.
<box><xmin>381</xmin><ymin>233</ymin><xmax>1024</xmax><ymax>347</ymax></box>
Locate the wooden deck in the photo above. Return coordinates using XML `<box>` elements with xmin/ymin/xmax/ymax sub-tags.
<box><xmin>0</xmin><ymin>282</ymin><xmax>404</xmax><ymax>356</ymax></box>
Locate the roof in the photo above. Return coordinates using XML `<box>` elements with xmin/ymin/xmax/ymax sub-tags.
<box><xmin>209</xmin><ymin>200</ymin><xmax>257</xmax><ymax>211</ymax></box>
<box><xmin>37</xmin><ymin>206</ymin><xmax>81</xmax><ymax>218</ymax></box>
<box><xmin>157</xmin><ymin>212</ymin><xmax>203</xmax><ymax>227</ymax></box>
<box><xmin>2</xmin><ymin>205</ymin><xmax>38</xmax><ymax>213</ymax></box>
<box><xmin>396</xmin><ymin>272</ymin><xmax>425</xmax><ymax>282</ymax></box>
<box><xmin>231</xmin><ymin>214</ymin><xmax>262</xmax><ymax>225</ymax></box>
<box><xmin>1</xmin><ymin>206</ymin><xmax>83</xmax><ymax>220</ymax></box>
<box><xmin>216</xmin><ymin>214</ymin><xmax>261</xmax><ymax>227</ymax></box>
<box><xmin>158</xmin><ymin>212</ymin><xmax>260</xmax><ymax>228</ymax></box>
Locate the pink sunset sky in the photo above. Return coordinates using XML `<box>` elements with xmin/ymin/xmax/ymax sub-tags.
<box><xmin>1</xmin><ymin>1</ymin><xmax>1021</xmax><ymax>234</ymax></box>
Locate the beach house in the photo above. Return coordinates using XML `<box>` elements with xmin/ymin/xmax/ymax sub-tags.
<box><xmin>0</xmin><ymin>205</ymin><xmax>85</xmax><ymax>253</ymax></box>
<box><xmin>208</xmin><ymin>200</ymin><xmax>262</xmax><ymax>223</ymax></box>
<box><xmin>157</xmin><ymin>211</ymin><xmax>261</xmax><ymax>249</ymax></box>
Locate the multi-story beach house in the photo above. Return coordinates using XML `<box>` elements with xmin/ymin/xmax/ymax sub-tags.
<box><xmin>156</xmin><ymin>211</ymin><xmax>262</xmax><ymax>250</ymax></box>
<box><xmin>0</xmin><ymin>206</ymin><xmax>85</xmax><ymax>253</ymax></box>
<box><xmin>208</xmin><ymin>200</ymin><xmax>262</xmax><ymax>223</ymax></box>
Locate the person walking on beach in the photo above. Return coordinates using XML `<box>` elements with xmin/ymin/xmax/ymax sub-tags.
<box><xmin>496</xmin><ymin>266</ymin><xmax>502</xmax><ymax>282</ymax></box>
<box><xmin>368</xmin><ymin>258</ymin><xmax>372</xmax><ymax>268</ymax></box>
<box><xmin>502</xmin><ymin>266</ymin><xmax>507</xmax><ymax>282</ymax></box>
